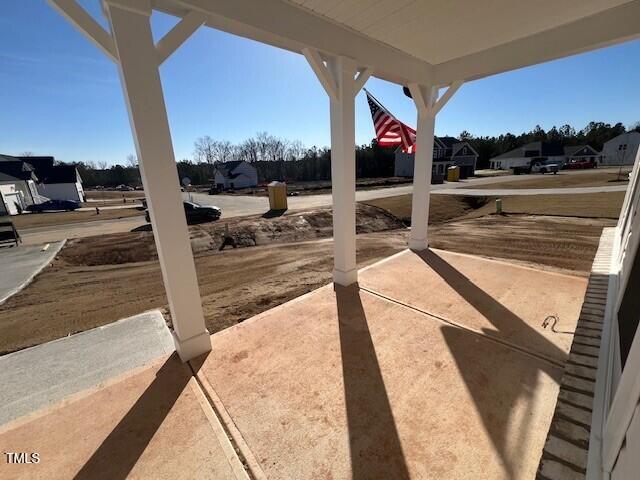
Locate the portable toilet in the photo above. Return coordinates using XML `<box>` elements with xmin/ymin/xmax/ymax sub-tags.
<box><xmin>447</xmin><ymin>166</ymin><xmax>460</xmax><ymax>182</ymax></box>
<box><xmin>268</xmin><ymin>181</ymin><xmax>288</xmax><ymax>210</ymax></box>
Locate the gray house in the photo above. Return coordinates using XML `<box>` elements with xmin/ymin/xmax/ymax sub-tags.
<box><xmin>395</xmin><ymin>136</ymin><xmax>478</xmax><ymax>179</ymax></box>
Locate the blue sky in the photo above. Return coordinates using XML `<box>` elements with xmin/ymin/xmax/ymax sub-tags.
<box><xmin>2</xmin><ymin>1</ymin><xmax>639</xmax><ymax>166</ymax></box>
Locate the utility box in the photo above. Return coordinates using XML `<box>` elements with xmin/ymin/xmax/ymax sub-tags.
<box><xmin>447</xmin><ymin>166</ymin><xmax>460</xmax><ymax>182</ymax></box>
<box><xmin>268</xmin><ymin>181</ymin><xmax>288</xmax><ymax>211</ymax></box>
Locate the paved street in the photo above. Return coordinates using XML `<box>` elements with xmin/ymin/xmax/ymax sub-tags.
<box><xmin>14</xmin><ymin>168</ymin><xmax>628</xmax><ymax>244</ymax></box>
<box><xmin>0</xmin><ymin>241</ymin><xmax>65</xmax><ymax>304</ymax></box>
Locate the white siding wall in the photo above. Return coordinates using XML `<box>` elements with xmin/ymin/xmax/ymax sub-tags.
<box><xmin>232</xmin><ymin>162</ymin><xmax>258</xmax><ymax>187</ymax></box>
<box><xmin>0</xmin><ymin>184</ymin><xmax>24</xmax><ymax>215</ymax></box>
<box><xmin>215</xmin><ymin>162</ymin><xmax>258</xmax><ymax>189</ymax></box>
<box><xmin>36</xmin><ymin>182</ymin><xmax>83</xmax><ymax>202</ymax></box>
<box><xmin>496</xmin><ymin>157</ymin><xmax>529</xmax><ymax>169</ymax></box>
<box><xmin>611</xmin><ymin>402</ymin><xmax>640</xmax><ymax>479</ymax></box>
<box><xmin>602</xmin><ymin>132</ymin><xmax>640</xmax><ymax>166</ymax></box>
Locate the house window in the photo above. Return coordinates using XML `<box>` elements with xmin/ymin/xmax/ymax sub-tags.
<box><xmin>619</xmin><ymin>144</ymin><xmax>628</xmax><ymax>151</ymax></box>
<box><xmin>462</xmin><ymin>147</ymin><xmax>467</xmax><ymax>155</ymax></box>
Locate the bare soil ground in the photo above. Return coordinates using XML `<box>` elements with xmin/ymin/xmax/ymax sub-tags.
<box><xmin>366</xmin><ymin>191</ymin><xmax>625</xmax><ymax>220</ymax></box>
<box><xmin>364</xmin><ymin>194</ymin><xmax>491</xmax><ymax>224</ymax></box>
<box><xmin>0</xmin><ymin>233</ymin><xmax>407</xmax><ymax>355</ymax></box>
<box><xmin>0</xmin><ymin>191</ymin><xmax>622</xmax><ymax>355</ymax></box>
<box><xmin>10</xmin><ymin>208</ymin><xmax>144</xmax><ymax>230</ymax></box>
<box><xmin>85</xmin><ymin>190</ymin><xmax>144</xmax><ymax>201</ymax></box>
<box><xmin>430</xmin><ymin>215</ymin><xmax>614</xmax><ymax>273</ymax></box>
<box><xmin>469</xmin><ymin>169</ymin><xmax>630</xmax><ymax>190</ymax></box>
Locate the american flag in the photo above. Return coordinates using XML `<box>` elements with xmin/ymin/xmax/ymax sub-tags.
<box><xmin>365</xmin><ymin>89</ymin><xmax>416</xmax><ymax>153</ymax></box>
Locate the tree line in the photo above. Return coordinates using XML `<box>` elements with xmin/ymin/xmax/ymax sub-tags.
<box><xmin>67</xmin><ymin>121</ymin><xmax>639</xmax><ymax>187</ymax></box>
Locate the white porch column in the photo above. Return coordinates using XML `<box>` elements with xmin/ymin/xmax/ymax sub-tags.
<box><xmin>303</xmin><ymin>51</ymin><xmax>371</xmax><ymax>286</ymax></box>
<box><xmin>328</xmin><ymin>57</ymin><xmax>358</xmax><ymax>285</ymax></box>
<box><xmin>407</xmin><ymin>82</ymin><xmax>462</xmax><ymax>250</ymax></box>
<box><xmin>105</xmin><ymin>1</ymin><xmax>211</xmax><ymax>361</ymax></box>
<box><xmin>407</xmin><ymin>84</ymin><xmax>438</xmax><ymax>251</ymax></box>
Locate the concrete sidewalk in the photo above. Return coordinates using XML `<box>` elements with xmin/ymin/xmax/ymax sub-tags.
<box><xmin>0</xmin><ymin>310</ymin><xmax>174</xmax><ymax>426</ymax></box>
<box><xmin>0</xmin><ymin>241</ymin><xmax>65</xmax><ymax>304</ymax></box>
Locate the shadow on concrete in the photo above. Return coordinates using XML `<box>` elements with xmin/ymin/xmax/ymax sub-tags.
<box><xmin>335</xmin><ymin>284</ymin><xmax>411</xmax><ymax>480</ymax></box>
<box><xmin>417</xmin><ymin>249</ymin><xmax>564</xmax><ymax>479</ymax></box>
<box><xmin>75</xmin><ymin>353</ymin><xmax>204</xmax><ymax>480</ymax></box>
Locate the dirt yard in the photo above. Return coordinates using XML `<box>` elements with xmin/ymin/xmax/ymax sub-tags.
<box><xmin>0</xmin><ymin>191</ymin><xmax>624</xmax><ymax>354</ymax></box>
<box><xmin>10</xmin><ymin>208</ymin><xmax>144</xmax><ymax>230</ymax></box>
<box><xmin>85</xmin><ymin>190</ymin><xmax>144</xmax><ymax>201</ymax></box>
<box><xmin>469</xmin><ymin>169</ymin><xmax>630</xmax><ymax>190</ymax></box>
<box><xmin>0</xmin><ymin>233</ymin><xmax>407</xmax><ymax>355</ymax></box>
<box><xmin>366</xmin><ymin>191</ymin><xmax>625</xmax><ymax>220</ymax></box>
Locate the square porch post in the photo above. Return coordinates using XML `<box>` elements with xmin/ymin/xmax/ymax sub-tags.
<box><xmin>407</xmin><ymin>84</ymin><xmax>438</xmax><ymax>251</ymax></box>
<box><xmin>328</xmin><ymin>57</ymin><xmax>359</xmax><ymax>286</ymax></box>
<box><xmin>104</xmin><ymin>0</ymin><xmax>211</xmax><ymax>361</ymax></box>
<box><xmin>303</xmin><ymin>51</ymin><xmax>371</xmax><ymax>286</ymax></box>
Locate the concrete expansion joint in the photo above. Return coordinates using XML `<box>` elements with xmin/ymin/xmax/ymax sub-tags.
<box><xmin>360</xmin><ymin>285</ymin><xmax>565</xmax><ymax>369</ymax></box>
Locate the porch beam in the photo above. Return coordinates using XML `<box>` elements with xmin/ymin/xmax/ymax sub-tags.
<box><xmin>155</xmin><ymin>0</ymin><xmax>434</xmax><ymax>86</ymax></box>
<box><xmin>156</xmin><ymin>10</ymin><xmax>207</xmax><ymax>65</ymax></box>
<box><xmin>104</xmin><ymin>1</ymin><xmax>211</xmax><ymax>361</ymax></box>
<box><xmin>407</xmin><ymin>83</ymin><xmax>438</xmax><ymax>251</ymax></box>
<box><xmin>47</xmin><ymin>0</ymin><xmax>117</xmax><ymax>62</ymax></box>
<box><xmin>433</xmin><ymin>1</ymin><xmax>640</xmax><ymax>85</ymax></box>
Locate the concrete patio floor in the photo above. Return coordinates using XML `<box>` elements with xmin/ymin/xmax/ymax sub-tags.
<box><xmin>0</xmin><ymin>355</ymin><xmax>247</xmax><ymax>480</ymax></box>
<box><xmin>194</xmin><ymin>249</ymin><xmax>587</xmax><ymax>479</ymax></box>
<box><xmin>0</xmin><ymin>249</ymin><xmax>588</xmax><ymax>479</ymax></box>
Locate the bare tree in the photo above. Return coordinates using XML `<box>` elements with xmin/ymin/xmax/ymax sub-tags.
<box><xmin>239</xmin><ymin>138</ymin><xmax>259</xmax><ymax>163</ymax></box>
<box><xmin>255</xmin><ymin>131</ymin><xmax>271</xmax><ymax>162</ymax></box>
<box><xmin>212</xmin><ymin>140</ymin><xmax>233</xmax><ymax>163</ymax></box>
<box><xmin>126</xmin><ymin>154</ymin><xmax>138</xmax><ymax>167</ymax></box>
<box><xmin>193</xmin><ymin>135</ymin><xmax>216</xmax><ymax>164</ymax></box>
<box><xmin>287</xmin><ymin>140</ymin><xmax>305</xmax><ymax>161</ymax></box>
<box><xmin>97</xmin><ymin>161</ymin><xmax>108</xmax><ymax>170</ymax></box>
<box><xmin>20</xmin><ymin>151</ymin><xmax>34</xmax><ymax>157</ymax></box>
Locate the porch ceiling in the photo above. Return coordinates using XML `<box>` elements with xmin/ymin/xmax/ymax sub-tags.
<box><xmin>286</xmin><ymin>0</ymin><xmax>630</xmax><ymax>65</ymax></box>
<box><xmin>153</xmin><ymin>0</ymin><xmax>640</xmax><ymax>85</ymax></box>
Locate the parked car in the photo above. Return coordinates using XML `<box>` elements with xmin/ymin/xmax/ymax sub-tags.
<box><xmin>513</xmin><ymin>160</ymin><xmax>559</xmax><ymax>175</ymax></box>
<box><xmin>567</xmin><ymin>158</ymin><xmax>598</xmax><ymax>169</ymax></box>
<box><xmin>26</xmin><ymin>199</ymin><xmax>80</xmax><ymax>212</ymax></box>
<box><xmin>116</xmin><ymin>184</ymin><xmax>134</xmax><ymax>191</ymax></box>
<box><xmin>144</xmin><ymin>201</ymin><xmax>221</xmax><ymax>224</ymax></box>
<box><xmin>530</xmin><ymin>160</ymin><xmax>559</xmax><ymax>174</ymax></box>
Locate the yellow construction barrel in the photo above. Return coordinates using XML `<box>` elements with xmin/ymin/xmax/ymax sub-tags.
<box><xmin>267</xmin><ymin>181</ymin><xmax>288</xmax><ymax>210</ymax></box>
<box><xmin>447</xmin><ymin>165</ymin><xmax>460</xmax><ymax>182</ymax></box>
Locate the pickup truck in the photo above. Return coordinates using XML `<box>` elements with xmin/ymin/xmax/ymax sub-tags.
<box><xmin>513</xmin><ymin>160</ymin><xmax>559</xmax><ymax>175</ymax></box>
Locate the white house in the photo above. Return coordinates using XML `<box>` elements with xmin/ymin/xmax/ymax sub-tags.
<box><xmin>489</xmin><ymin>141</ymin><xmax>600</xmax><ymax>170</ymax></box>
<box><xmin>601</xmin><ymin>131</ymin><xmax>640</xmax><ymax>166</ymax></box>
<box><xmin>35</xmin><ymin>164</ymin><xmax>85</xmax><ymax>203</ymax></box>
<box><xmin>213</xmin><ymin>160</ymin><xmax>258</xmax><ymax>190</ymax></box>
<box><xmin>0</xmin><ymin>155</ymin><xmax>41</xmax><ymax>214</ymax></box>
